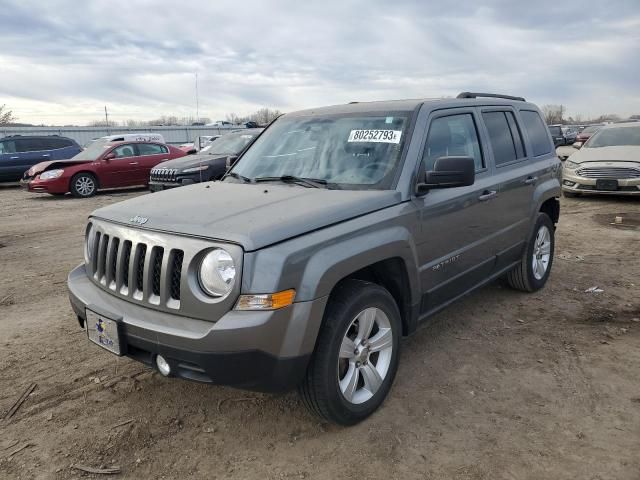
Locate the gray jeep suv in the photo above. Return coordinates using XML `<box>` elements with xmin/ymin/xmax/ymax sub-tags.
<box><xmin>68</xmin><ymin>92</ymin><xmax>561</xmax><ymax>425</ymax></box>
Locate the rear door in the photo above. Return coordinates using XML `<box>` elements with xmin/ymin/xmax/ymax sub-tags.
<box><xmin>478</xmin><ymin>108</ymin><xmax>533</xmax><ymax>270</ymax></box>
<box><xmin>97</xmin><ymin>144</ymin><xmax>140</xmax><ymax>188</ymax></box>
<box><xmin>135</xmin><ymin>143</ymin><xmax>170</xmax><ymax>184</ymax></box>
<box><xmin>414</xmin><ymin>108</ymin><xmax>502</xmax><ymax>314</ymax></box>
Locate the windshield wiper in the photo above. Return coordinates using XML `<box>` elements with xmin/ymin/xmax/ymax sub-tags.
<box><xmin>254</xmin><ymin>175</ymin><xmax>329</xmax><ymax>188</ymax></box>
<box><xmin>225</xmin><ymin>172</ymin><xmax>253</xmax><ymax>183</ymax></box>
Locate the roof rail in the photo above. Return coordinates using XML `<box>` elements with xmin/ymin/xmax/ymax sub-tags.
<box><xmin>457</xmin><ymin>92</ymin><xmax>526</xmax><ymax>102</ymax></box>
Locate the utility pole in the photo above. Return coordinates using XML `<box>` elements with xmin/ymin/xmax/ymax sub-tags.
<box><xmin>195</xmin><ymin>73</ymin><xmax>199</xmax><ymax>123</ymax></box>
<box><xmin>104</xmin><ymin>106</ymin><xmax>109</xmax><ymax>127</ymax></box>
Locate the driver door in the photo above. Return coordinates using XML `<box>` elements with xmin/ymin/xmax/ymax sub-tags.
<box><xmin>98</xmin><ymin>144</ymin><xmax>140</xmax><ymax>188</ymax></box>
<box><xmin>413</xmin><ymin>109</ymin><xmax>501</xmax><ymax>315</ymax></box>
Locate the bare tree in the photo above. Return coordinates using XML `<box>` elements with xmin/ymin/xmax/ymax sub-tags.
<box><xmin>0</xmin><ymin>104</ymin><xmax>16</xmax><ymax>125</ymax></box>
<box><xmin>88</xmin><ymin>119</ymin><xmax>118</xmax><ymax>127</ymax></box>
<box><xmin>541</xmin><ymin>104</ymin><xmax>565</xmax><ymax>125</ymax></box>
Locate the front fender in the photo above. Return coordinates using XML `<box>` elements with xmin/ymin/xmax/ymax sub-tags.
<box><xmin>241</xmin><ymin>203</ymin><xmax>421</xmax><ymax>305</ymax></box>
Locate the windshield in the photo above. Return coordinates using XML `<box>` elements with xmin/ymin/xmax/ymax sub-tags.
<box><xmin>228</xmin><ymin>113</ymin><xmax>410</xmax><ymax>189</ymax></box>
<box><xmin>549</xmin><ymin>126</ymin><xmax>561</xmax><ymax>135</ymax></box>
<box><xmin>586</xmin><ymin>126</ymin><xmax>640</xmax><ymax>148</ymax></box>
<box><xmin>201</xmin><ymin>132</ymin><xmax>257</xmax><ymax>155</ymax></box>
<box><xmin>72</xmin><ymin>139</ymin><xmax>112</xmax><ymax>160</ymax></box>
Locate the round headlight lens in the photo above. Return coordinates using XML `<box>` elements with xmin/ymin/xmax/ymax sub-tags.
<box><xmin>198</xmin><ymin>249</ymin><xmax>236</xmax><ymax>297</ymax></box>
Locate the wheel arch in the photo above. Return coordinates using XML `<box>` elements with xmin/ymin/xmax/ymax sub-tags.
<box><xmin>69</xmin><ymin>169</ymin><xmax>100</xmax><ymax>190</ymax></box>
<box><xmin>294</xmin><ymin>227</ymin><xmax>420</xmax><ymax>336</ymax></box>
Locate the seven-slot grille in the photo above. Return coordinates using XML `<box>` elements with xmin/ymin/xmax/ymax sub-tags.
<box><xmin>150</xmin><ymin>167</ymin><xmax>179</xmax><ymax>182</ymax></box>
<box><xmin>576</xmin><ymin>166</ymin><xmax>640</xmax><ymax>179</ymax></box>
<box><xmin>89</xmin><ymin>229</ymin><xmax>183</xmax><ymax>306</ymax></box>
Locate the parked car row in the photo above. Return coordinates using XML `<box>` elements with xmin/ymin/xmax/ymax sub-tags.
<box><xmin>11</xmin><ymin>129</ymin><xmax>263</xmax><ymax>197</ymax></box>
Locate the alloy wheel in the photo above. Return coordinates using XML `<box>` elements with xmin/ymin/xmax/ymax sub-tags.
<box><xmin>75</xmin><ymin>176</ymin><xmax>95</xmax><ymax>196</ymax></box>
<box><xmin>532</xmin><ymin>225</ymin><xmax>551</xmax><ymax>280</ymax></box>
<box><xmin>337</xmin><ymin>307</ymin><xmax>393</xmax><ymax>404</ymax></box>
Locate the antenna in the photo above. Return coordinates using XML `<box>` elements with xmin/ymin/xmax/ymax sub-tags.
<box><xmin>195</xmin><ymin>73</ymin><xmax>199</xmax><ymax>123</ymax></box>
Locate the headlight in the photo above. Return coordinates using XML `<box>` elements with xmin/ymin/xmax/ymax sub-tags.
<box><xmin>565</xmin><ymin>161</ymin><xmax>579</xmax><ymax>170</ymax></box>
<box><xmin>182</xmin><ymin>165</ymin><xmax>209</xmax><ymax>173</ymax></box>
<box><xmin>84</xmin><ymin>223</ymin><xmax>95</xmax><ymax>263</ymax></box>
<box><xmin>198</xmin><ymin>249</ymin><xmax>236</xmax><ymax>297</ymax></box>
<box><xmin>40</xmin><ymin>169</ymin><xmax>64</xmax><ymax>180</ymax></box>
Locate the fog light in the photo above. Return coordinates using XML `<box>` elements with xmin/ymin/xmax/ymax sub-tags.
<box><xmin>563</xmin><ymin>180</ymin><xmax>575</xmax><ymax>186</ymax></box>
<box><xmin>156</xmin><ymin>355</ymin><xmax>171</xmax><ymax>376</ymax></box>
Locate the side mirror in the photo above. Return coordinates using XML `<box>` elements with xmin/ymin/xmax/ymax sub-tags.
<box><xmin>572</xmin><ymin>142</ymin><xmax>583</xmax><ymax>149</ymax></box>
<box><xmin>103</xmin><ymin>152</ymin><xmax>116</xmax><ymax>161</ymax></box>
<box><xmin>417</xmin><ymin>156</ymin><xmax>475</xmax><ymax>194</ymax></box>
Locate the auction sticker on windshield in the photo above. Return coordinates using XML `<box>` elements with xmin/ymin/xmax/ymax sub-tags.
<box><xmin>348</xmin><ymin>129</ymin><xmax>402</xmax><ymax>143</ymax></box>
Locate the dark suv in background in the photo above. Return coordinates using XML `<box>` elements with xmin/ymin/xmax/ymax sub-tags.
<box><xmin>0</xmin><ymin>135</ymin><xmax>81</xmax><ymax>182</ymax></box>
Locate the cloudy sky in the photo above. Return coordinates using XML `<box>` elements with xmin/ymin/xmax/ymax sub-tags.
<box><xmin>1</xmin><ymin>0</ymin><xmax>639</xmax><ymax>125</ymax></box>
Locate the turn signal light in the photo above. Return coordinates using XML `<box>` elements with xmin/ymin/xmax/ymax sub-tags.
<box><xmin>235</xmin><ymin>289</ymin><xmax>296</xmax><ymax>310</ymax></box>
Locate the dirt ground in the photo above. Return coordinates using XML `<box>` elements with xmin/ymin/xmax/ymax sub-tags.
<box><xmin>1</xmin><ymin>185</ymin><xmax>639</xmax><ymax>480</ymax></box>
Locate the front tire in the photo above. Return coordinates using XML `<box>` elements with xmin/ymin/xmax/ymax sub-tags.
<box><xmin>70</xmin><ymin>173</ymin><xmax>97</xmax><ymax>198</ymax></box>
<box><xmin>507</xmin><ymin>213</ymin><xmax>555</xmax><ymax>292</ymax></box>
<box><xmin>299</xmin><ymin>279</ymin><xmax>401</xmax><ymax>425</ymax></box>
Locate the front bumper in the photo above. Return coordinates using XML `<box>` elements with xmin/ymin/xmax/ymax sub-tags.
<box><xmin>149</xmin><ymin>179</ymin><xmax>188</xmax><ymax>191</ymax></box>
<box><xmin>22</xmin><ymin>176</ymin><xmax>69</xmax><ymax>194</ymax></box>
<box><xmin>562</xmin><ymin>166</ymin><xmax>640</xmax><ymax>196</ymax></box>
<box><xmin>68</xmin><ymin>264</ymin><xmax>328</xmax><ymax>392</ymax></box>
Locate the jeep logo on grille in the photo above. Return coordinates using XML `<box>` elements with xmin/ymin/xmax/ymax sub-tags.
<box><xmin>129</xmin><ymin>215</ymin><xmax>149</xmax><ymax>225</ymax></box>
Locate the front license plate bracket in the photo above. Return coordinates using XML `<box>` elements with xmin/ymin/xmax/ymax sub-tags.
<box><xmin>86</xmin><ymin>308</ymin><xmax>123</xmax><ymax>355</ymax></box>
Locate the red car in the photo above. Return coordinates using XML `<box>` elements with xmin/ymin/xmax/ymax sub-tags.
<box><xmin>22</xmin><ymin>140</ymin><xmax>185</xmax><ymax>197</ymax></box>
<box><xmin>575</xmin><ymin>125</ymin><xmax>603</xmax><ymax>144</ymax></box>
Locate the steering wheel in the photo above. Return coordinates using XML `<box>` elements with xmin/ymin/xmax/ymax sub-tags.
<box><xmin>334</xmin><ymin>162</ymin><xmax>389</xmax><ymax>182</ymax></box>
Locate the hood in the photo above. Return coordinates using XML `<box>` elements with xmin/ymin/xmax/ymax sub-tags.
<box><xmin>27</xmin><ymin>158</ymin><xmax>93</xmax><ymax>177</ymax></box>
<box><xmin>153</xmin><ymin>154</ymin><xmax>228</xmax><ymax>170</ymax></box>
<box><xmin>571</xmin><ymin>145</ymin><xmax>640</xmax><ymax>164</ymax></box>
<box><xmin>91</xmin><ymin>182</ymin><xmax>400</xmax><ymax>251</ymax></box>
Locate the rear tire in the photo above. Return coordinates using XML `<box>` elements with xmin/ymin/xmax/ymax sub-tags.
<box><xmin>299</xmin><ymin>279</ymin><xmax>401</xmax><ymax>426</ymax></box>
<box><xmin>507</xmin><ymin>213</ymin><xmax>555</xmax><ymax>292</ymax></box>
<box><xmin>70</xmin><ymin>173</ymin><xmax>97</xmax><ymax>198</ymax></box>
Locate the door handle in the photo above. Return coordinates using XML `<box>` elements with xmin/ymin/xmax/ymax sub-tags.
<box><xmin>129</xmin><ymin>162</ymin><xmax>139</xmax><ymax>165</ymax></box>
<box><xmin>41</xmin><ymin>154</ymin><xmax>50</xmax><ymax>158</ymax></box>
<box><xmin>10</xmin><ymin>156</ymin><xmax>19</xmax><ymax>159</ymax></box>
<box><xmin>478</xmin><ymin>190</ymin><xmax>498</xmax><ymax>201</ymax></box>
<box><xmin>523</xmin><ymin>176</ymin><xmax>538</xmax><ymax>185</ymax></box>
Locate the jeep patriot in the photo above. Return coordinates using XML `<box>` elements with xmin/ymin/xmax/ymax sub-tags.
<box><xmin>68</xmin><ymin>92</ymin><xmax>561</xmax><ymax>425</ymax></box>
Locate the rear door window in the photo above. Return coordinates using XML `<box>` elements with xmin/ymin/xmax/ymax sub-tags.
<box><xmin>482</xmin><ymin>111</ymin><xmax>525</xmax><ymax>166</ymax></box>
<box><xmin>137</xmin><ymin>143</ymin><xmax>167</xmax><ymax>156</ymax></box>
<box><xmin>520</xmin><ymin>110</ymin><xmax>552</xmax><ymax>156</ymax></box>
<box><xmin>423</xmin><ymin>113</ymin><xmax>484</xmax><ymax>171</ymax></box>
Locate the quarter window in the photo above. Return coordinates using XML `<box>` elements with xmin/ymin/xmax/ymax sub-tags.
<box><xmin>482</xmin><ymin>111</ymin><xmax>525</xmax><ymax>166</ymax></box>
<box><xmin>137</xmin><ymin>143</ymin><xmax>167</xmax><ymax>156</ymax></box>
<box><xmin>520</xmin><ymin>110</ymin><xmax>552</xmax><ymax>156</ymax></box>
<box><xmin>423</xmin><ymin>114</ymin><xmax>484</xmax><ymax>171</ymax></box>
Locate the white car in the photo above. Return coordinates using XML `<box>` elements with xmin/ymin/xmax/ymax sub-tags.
<box><xmin>562</xmin><ymin>122</ymin><xmax>640</xmax><ymax>197</ymax></box>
